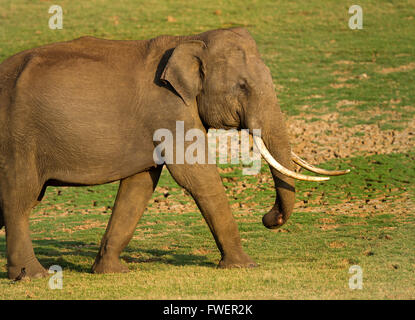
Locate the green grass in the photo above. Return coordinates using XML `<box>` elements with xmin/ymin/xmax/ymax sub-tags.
<box><xmin>0</xmin><ymin>0</ymin><xmax>414</xmax><ymax>299</ymax></box>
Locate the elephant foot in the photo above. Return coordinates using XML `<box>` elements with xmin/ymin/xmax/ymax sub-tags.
<box><xmin>217</xmin><ymin>253</ymin><xmax>258</xmax><ymax>269</ymax></box>
<box><xmin>8</xmin><ymin>260</ymin><xmax>48</xmax><ymax>280</ymax></box>
<box><xmin>91</xmin><ymin>256</ymin><xmax>129</xmax><ymax>274</ymax></box>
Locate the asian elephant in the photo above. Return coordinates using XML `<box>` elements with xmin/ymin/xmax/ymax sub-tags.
<box><xmin>0</xmin><ymin>28</ymin><xmax>349</xmax><ymax>279</ymax></box>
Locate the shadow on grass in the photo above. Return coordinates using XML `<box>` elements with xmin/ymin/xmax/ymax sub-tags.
<box><xmin>122</xmin><ymin>247</ymin><xmax>216</xmax><ymax>267</ymax></box>
<box><xmin>0</xmin><ymin>238</ymin><xmax>216</xmax><ymax>279</ymax></box>
<box><xmin>0</xmin><ymin>238</ymin><xmax>98</xmax><ymax>274</ymax></box>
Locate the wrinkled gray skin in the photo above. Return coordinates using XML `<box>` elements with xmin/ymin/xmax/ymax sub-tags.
<box><xmin>0</xmin><ymin>28</ymin><xmax>294</xmax><ymax>279</ymax></box>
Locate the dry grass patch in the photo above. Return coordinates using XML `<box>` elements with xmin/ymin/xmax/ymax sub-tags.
<box><xmin>60</xmin><ymin>220</ymin><xmax>107</xmax><ymax>234</ymax></box>
<box><xmin>378</xmin><ymin>62</ymin><xmax>415</xmax><ymax>74</ymax></box>
<box><xmin>330</xmin><ymin>83</ymin><xmax>356</xmax><ymax>89</ymax></box>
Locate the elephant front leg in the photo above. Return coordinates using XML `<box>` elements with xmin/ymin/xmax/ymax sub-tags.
<box><xmin>92</xmin><ymin>167</ymin><xmax>162</xmax><ymax>274</ymax></box>
<box><xmin>167</xmin><ymin>163</ymin><xmax>257</xmax><ymax>268</ymax></box>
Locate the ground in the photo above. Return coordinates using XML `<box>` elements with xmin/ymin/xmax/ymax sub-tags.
<box><xmin>0</xmin><ymin>0</ymin><xmax>414</xmax><ymax>299</ymax></box>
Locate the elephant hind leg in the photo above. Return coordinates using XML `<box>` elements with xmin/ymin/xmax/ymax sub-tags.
<box><xmin>1</xmin><ymin>167</ymin><xmax>47</xmax><ymax>279</ymax></box>
<box><xmin>92</xmin><ymin>166</ymin><xmax>162</xmax><ymax>274</ymax></box>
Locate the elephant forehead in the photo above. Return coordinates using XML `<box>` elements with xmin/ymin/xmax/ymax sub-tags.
<box><xmin>207</xmin><ymin>39</ymin><xmax>259</xmax><ymax>59</ymax></box>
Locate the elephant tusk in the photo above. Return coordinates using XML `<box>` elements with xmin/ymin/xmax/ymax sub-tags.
<box><xmin>253</xmin><ymin>135</ymin><xmax>330</xmax><ymax>182</ymax></box>
<box><xmin>291</xmin><ymin>152</ymin><xmax>351</xmax><ymax>176</ymax></box>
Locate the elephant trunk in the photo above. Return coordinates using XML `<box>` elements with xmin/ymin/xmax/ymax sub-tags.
<box><xmin>246</xmin><ymin>95</ymin><xmax>295</xmax><ymax>229</ymax></box>
<box><xmin>260</xmin><ymin>129</ymin><xmax>295</xmax><ymax>229</ymax></box>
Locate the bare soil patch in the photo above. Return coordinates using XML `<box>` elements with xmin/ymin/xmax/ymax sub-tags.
<box><xmin>296</xmin><ymin>192</ymin><xmax>414</xmax><ymax>219</ymax></box>
<box><xmin>288</xmin><ymin>112</ymin><xmax>414</xmax><ymax>164</ymax></box>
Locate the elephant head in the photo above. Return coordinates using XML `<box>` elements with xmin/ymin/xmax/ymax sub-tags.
<box><xmin>161</xmin><ymin>28</ymin><xmax>349</xmax><ymax>229</ymax></box>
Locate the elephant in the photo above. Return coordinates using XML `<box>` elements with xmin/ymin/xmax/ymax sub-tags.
<box><xmin>0</xmin><ymin>28</ymin><xmax>349</xmax><ymax>279</ymax></box>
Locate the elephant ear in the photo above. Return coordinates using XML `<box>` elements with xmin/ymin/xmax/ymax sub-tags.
<box><xmin>161</xmin><ymin>40</ymin><xmax>206</xmax><ymax>106</ymax></box>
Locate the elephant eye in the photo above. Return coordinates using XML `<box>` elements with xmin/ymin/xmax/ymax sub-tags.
<box><xmin>238</xmin><ymin>80</ymin><xmax>248</xmax><ymax>91</ymax></box>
